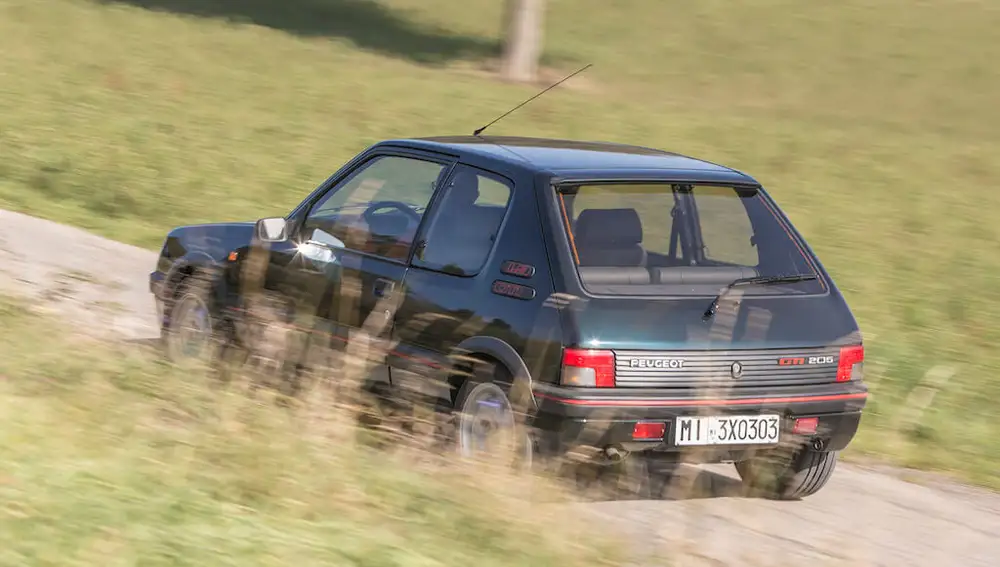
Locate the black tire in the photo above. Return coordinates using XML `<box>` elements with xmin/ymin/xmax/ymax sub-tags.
<box><xmin>736</xmin><ymin>448</ymin><xmax>839</xmax><ymax>500</ymax></box>
<box><xmin>164</xmin><ymin>274</ymin><xmax>221</xmax><ymax>364</ymax></box>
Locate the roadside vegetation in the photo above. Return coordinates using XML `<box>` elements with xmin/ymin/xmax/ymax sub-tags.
<box><xmin>0</xmin><ymin>296</ymin><xmax>631</xmax><ymax>566</ymax></box>
<box><xmin>1</xmin><ymin>0</ymin><xmax>998</xmax><ymax>488</ymax></box>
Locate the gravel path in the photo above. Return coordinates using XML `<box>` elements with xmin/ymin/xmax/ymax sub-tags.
<box><xmin>0</xmin><ymin>210</ymin><xmax>160</xmax><ymax>339</ymax></box>
<box><xmin>1</xmin><ymin>208</ymin><xmax>997</xmax><ymax>566</ymax></box>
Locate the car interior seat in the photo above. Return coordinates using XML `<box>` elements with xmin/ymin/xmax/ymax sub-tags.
<box><xmin>573</xmin><ymin>208</ymin><xmax>651</xmax><ymax>285</ymax></box>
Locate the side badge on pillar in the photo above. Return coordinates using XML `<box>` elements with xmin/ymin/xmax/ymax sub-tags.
<box><xmin>500</xmin><ymin>260</ymin><xmax>535</xmax><ymax>279</ymax></box>
<box><xmin>491</xmin><ymin>280</ymin><xmax>536</xmax><ymax>301</ymax></box>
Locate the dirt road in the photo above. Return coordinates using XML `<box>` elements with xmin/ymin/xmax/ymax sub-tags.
<box><xmin>1</xmin><ymin>208</ymin><xmax>997</xmax><ymax>566</ymax></box>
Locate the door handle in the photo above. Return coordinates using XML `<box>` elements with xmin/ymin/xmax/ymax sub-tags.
<box><xmin>373</xmin><ymin>278</ymin><xmax>395</xmax><ymax>298</ymax></box>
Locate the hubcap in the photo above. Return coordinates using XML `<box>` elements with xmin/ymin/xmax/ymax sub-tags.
<box><xmin>174</xmin><ymin>296</ymin><xmax>212</xmax><ymax>358</ymax></box>
<box><xmin>458</xmin><ymin>384</ymin><xmax>532</xmax><ymax>467</ymax></box>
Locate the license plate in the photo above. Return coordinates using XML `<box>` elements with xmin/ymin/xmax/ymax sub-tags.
<box><xmin>674</xmin><ymin>414</ymin><xmax>781</xmax><ymax>446</ymax></box>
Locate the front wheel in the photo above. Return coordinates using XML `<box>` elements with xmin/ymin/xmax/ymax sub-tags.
<box><xmin>735</xmin><ymin>448</ymin><xmax>839</xmax><ymax>500</ymax></box>
<box><xmin>164</xmin><ymin>278</ymin><xmax>219</xmax><ymax>363</ymax></box>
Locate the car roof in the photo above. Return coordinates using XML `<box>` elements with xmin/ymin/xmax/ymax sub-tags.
<box><xmin>378</xmin><ymin>136</ymin><xmax>757</xmax><ymax>183</ymax></box>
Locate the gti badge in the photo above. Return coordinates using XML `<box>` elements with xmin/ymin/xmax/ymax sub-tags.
<box><xmin>730</xmin><ymin>361</ymin><xmax>744</xmax><ymax>379</ymax></box>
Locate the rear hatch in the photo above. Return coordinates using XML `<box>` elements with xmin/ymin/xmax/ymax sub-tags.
<box><xmin>552</xmin><ymin>180</ymin><xmax>863</xmax><ymax>390</ymax></box>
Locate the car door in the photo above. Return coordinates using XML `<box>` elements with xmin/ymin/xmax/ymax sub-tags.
<box><xmin>389</xmin><ymin>163</ymin><xmax>517</xmax><ymax>403</ymax></box>
<box><xmin>249</xmin><ymin>149</ymin><xmax>456</xmax><ymax>386</ymax></box>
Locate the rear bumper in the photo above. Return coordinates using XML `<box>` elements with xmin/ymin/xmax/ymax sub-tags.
<box><xmin>529</xmin><ymin>382</ymin><xmax>867</xmax><ymax>459</ymax></box>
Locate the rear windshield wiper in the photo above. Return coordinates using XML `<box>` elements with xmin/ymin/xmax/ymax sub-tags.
<box><xmin>702</xmin><ymin>274</ymin><xmax>818</xmax><ymax>320</ymax></box>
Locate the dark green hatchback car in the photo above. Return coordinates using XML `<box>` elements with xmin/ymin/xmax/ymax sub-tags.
<box><xmin>150</xmin><ymin>136</ymin><xmax>867</xmax><ymax>499</ymax></box>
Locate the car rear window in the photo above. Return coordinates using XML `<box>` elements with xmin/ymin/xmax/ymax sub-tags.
<box><xmin>556</xmin><ymin>183</ymin><xmax>825</xmax><ymax>296</ymax></box>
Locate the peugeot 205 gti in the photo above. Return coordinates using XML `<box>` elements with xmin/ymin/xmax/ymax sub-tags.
<box><xmin>149</xmin><ymin>135</ymin><xmax>867</xmax><ymax>500</ymax></box>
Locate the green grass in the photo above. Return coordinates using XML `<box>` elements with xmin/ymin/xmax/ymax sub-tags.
<box><xmin>0</xmin><ymin>297</ymin><xmax>628</xmax><ymax>566</ymax></box>
<box><xmin>1</xmin><ymin>0</ymin><xmax>999</xmax><ymax>488</ymax></box>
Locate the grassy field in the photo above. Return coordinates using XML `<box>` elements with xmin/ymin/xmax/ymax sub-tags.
<box><xmin>0</xmin><ymin>296</ymin><xmax>631</xmax><ymax>566</ymax></box>
<box><xmin>1</xmin><ymin>0</ymin><xmax>999</xmax><ymax>488</ymax></box>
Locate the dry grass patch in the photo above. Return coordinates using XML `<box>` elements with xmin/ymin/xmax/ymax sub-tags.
<box><xmin>0</xmin><ymin>297</ymin><xmax>630</xmax><ymax>566</ymax></box>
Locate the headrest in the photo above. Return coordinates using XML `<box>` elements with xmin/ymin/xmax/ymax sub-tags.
<box><xmin>574</xmin><ymin>208</ymin><xmax>643</xmax><ymax>246</ymax></box>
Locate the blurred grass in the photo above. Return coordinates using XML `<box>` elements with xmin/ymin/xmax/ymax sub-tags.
<box><xmin>0</xmin><ymin>296</ymin><xmax>626</xmax><ymax>566</ymax></box>
<box><xmin>0</xmin><ymin>0</ymin><xmax>998</xmax><ymax>487</ymax></box>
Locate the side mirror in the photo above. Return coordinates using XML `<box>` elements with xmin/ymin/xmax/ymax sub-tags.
<box><xmin>255</xmin><ymin>217</ymin><xmax>289</xmax><ymax>242</ymax></box>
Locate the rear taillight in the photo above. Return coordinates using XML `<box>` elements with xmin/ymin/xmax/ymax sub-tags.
<box><xmin>836</xmin><ymin>344</ymin><xmax>864</xmax><ymax>382</ymax></box>
<box><xmin>560</xmin><ymin>348</ymin><xmax>615</xmax><ymax>387</ymax></box>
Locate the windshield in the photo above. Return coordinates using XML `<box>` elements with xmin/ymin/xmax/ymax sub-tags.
<box><xmin>556</xmin><ymin>182</ymin><xmax>825</xmax><ymax>296</ymax></box>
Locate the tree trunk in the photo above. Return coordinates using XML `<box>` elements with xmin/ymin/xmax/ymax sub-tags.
<box><xmin>501</xmin><ymin>0</ymin><xmax>545</xmax><ymax>82</ymax></box>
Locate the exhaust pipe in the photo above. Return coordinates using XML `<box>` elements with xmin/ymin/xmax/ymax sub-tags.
<box><xmin>603</xmin><ymin>445</ymin><xmax>629</xmax><ymax>463</ymax></box>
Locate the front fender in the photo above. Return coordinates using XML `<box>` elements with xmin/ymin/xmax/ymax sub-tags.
<box><xmin>158</xmin><ymin>252</ymin><xmax>228</xmax><ymax>330</ymax></box>
<box><xmin>163</xmin><ymin>251</ymin><xmax>220</xmax><ymax>298</ymax></box>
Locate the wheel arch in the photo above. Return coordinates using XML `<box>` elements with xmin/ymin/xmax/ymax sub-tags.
<box><xmin>161</xmin><ymin>252</ymin><xmax>224</xmax><ymax>327</ymax></box>
<box><xmin>450</xmin><ymin>336</ymin><xmax>537</xmax><ymax>411</ymax></box>
<box><xmin>165</xmin><ymin>251</ymin><xmax>217</xmax><ymax>293</ymax></box>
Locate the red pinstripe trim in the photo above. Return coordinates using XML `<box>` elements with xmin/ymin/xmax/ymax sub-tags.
<box><xmin>533</xmin><ymin>391</ymin><xmax>867</xmax><ymax>407</ymax></box>
<box><xmin>228</xmin><ymin>311</ymin><xmax>444</xmax><ymax>369</ymax></box>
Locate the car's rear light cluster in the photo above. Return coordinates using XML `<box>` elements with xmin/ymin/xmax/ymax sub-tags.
<box><xmin>560</xmin><ymin>348</ymin><xmax>615</xmax><ymax>387</ymax></box>
<box><xmin>836</xmin><ymin>344</ymin><xmax>865</xmax><ymax>382</ymax></box>
<box><xmin>561</xmin><ymin>345</ymin><xmax>864</xmax><ymax>386</ymax></box>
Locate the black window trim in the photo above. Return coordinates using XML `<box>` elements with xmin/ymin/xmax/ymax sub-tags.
<box><xmin>294</xmin><ymin>148</ymin><xmax>459</xmax><ymax>265</ymax></box>
<box><xmin>407</xmin><ymin>162</ymin><xmax>518</xmax><ymax>278</ymax></box>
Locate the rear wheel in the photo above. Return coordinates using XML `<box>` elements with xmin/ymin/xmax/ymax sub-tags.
<box><xmin>736</xmin><ymin>448</ymin><xmax>839</xmax><ymax>500</ymax></box>
<box><xmin>454</xmin><ymin>373</ymin><xmax>533</xmax><ymax>470</ymax></box>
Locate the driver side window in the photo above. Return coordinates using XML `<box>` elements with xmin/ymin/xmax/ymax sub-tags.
<box><xmin>301</xmin><ymin>154</ymin><xmax>446</xmax><ymax>261</ymax></box>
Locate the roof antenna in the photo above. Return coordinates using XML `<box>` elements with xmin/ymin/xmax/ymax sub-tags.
<box><xmin>473</xmin><ymin>63</ymin><xmax>592</xmax><ymax>137</ymax></box>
